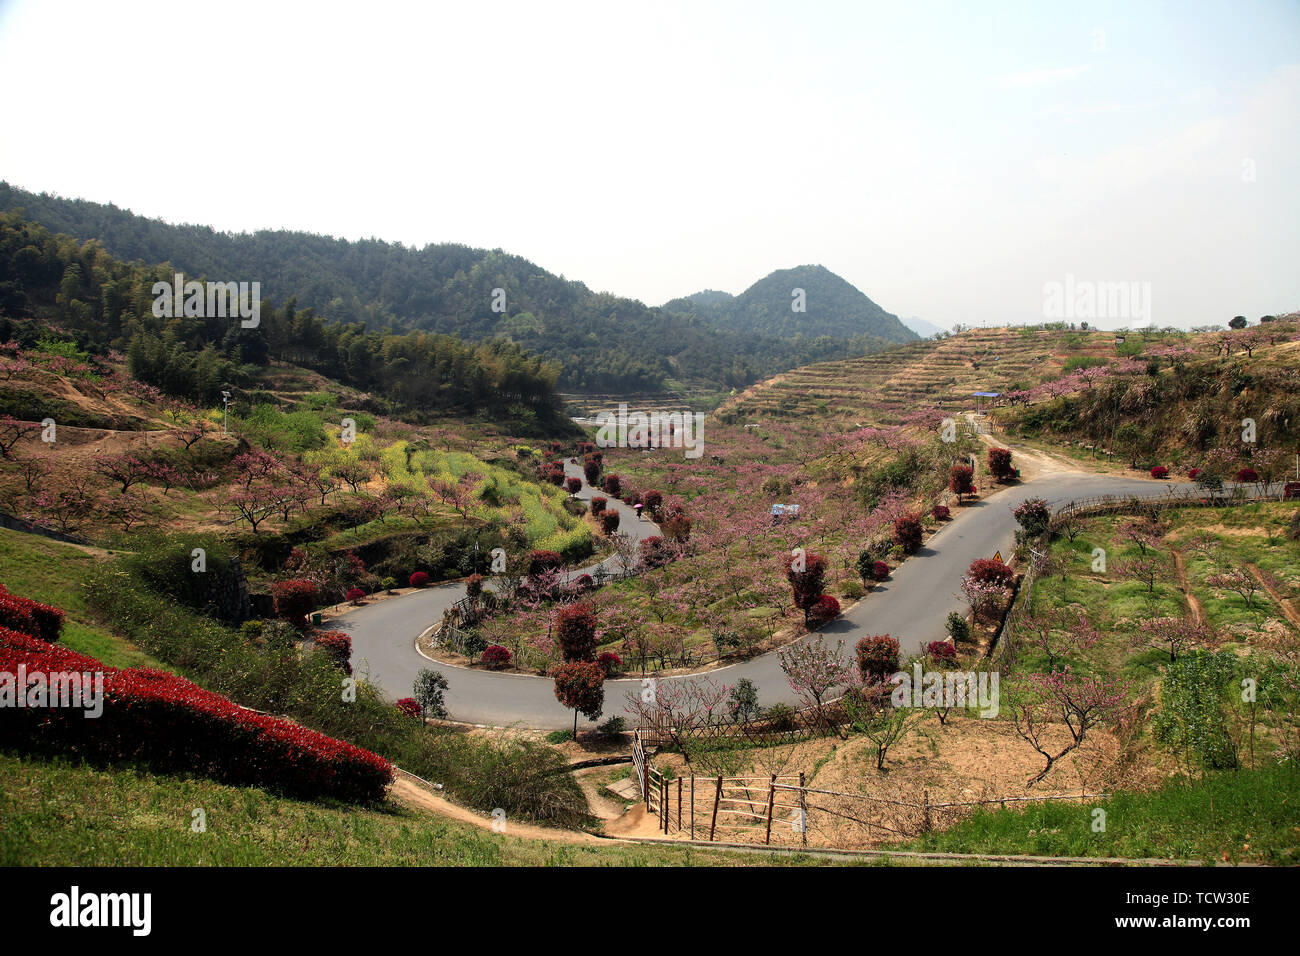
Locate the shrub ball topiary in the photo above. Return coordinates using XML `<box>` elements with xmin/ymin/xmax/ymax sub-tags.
<box><xmin>481</xmin><ymin>644</ymin><xmax>512</xmax><ymax>669</ymax></box>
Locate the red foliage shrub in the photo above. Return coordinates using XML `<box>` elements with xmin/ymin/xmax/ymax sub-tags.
<box><xmin>932</xmin><ymin>504</ymin><xmax>951</xmax><ymax>520</ymax></box>
<box><xmin>583</xmin><ymin>460</ymin><xmax>601</xmax><ymax>486</ymax></box>
<box><xmin>640</xmin><ymin>489</ymin><xmax>663</xmax><ymax>520</ymax></box>
<box><xmin>869</xmin><ymin>560</ymin><xmax>891</xmax><ymax>582</ymax></box>
<box><xmin>345</xmin><ymin>587</ymin><xmax>366</xmax><ymax>604</ymax></box>
<box><xmin>1235</xmin><ymin>467</ymin><xmax>1260</xmax><ymax>483</ymax></box>
<box><xmin>271</xmin><ymin>579</ymin><xmax>318</xmax><ymax>628</ymax></box>
<box><xmin>893</xmin><ymin>513</ymin><xmax>924</xmax><ymax>553</ymax></box>
<box><xmin>565</xmin><ymin>476</ymin><xmax>582</xmax><ymax>494</ymax></box>
<box><xmin>481</xmin><ymin>644</ymin><xmax>512</xmax><ymax>669</ymax></box>
<box><xmin>1188</xmin><ymin>467</ymin><xmax>1201</xmax><ymax>480</ymax></box>
<box><xmin>949</xmin><ymin>464</ymin><xmax>975</xmax><ymax>499</ymax></box>
<box><xmin>987</xmin><ymin>447</ymin><xmax>1015</xmax><ymax>482</ymax></box>
<box><xmin>808</xmin><ymin>594</ymin><xmax>841</xmax><ymax>626</ymax></box>
<box><xmin>0</xmin><ymin>626</ymin><xmax>390</xmax><ymax>802</ymax></box>
<box><xmin>638</xmin><ymin>535</ymin><xmax>672</xmax><ymax>569</ymax></box>
<box><xmin>597</xmin><ymin>651</ymin><xmax>621</xmax><ymax>677</ymax></box>
<box><xmin>395</xmin><ymin>698</ymin><xmax>422</xmax><ymax>718</ymax></box>
<box><xmin>556</xmin><ymin>602</ymin><xmax>598</xmax><ymax>662</ymax></box>
<box><xmin>600</xmin><ymin>509</ymin><xmax>621</xmax><ymax>533</ymax></box>
<box><xmin>528</xmin><ymin>550</ymin><xmax>564</xmax><ymax>576</ymax></box>
<box><xmin>590</xmin><ymin>495</ymin><xmax>607</xmax><ymax>514</ymax></box>
<box><xmin>602</xmin><ymin>473</ymin><xmax>622</xmax><ymax>497</ymax></box>
<box><xmin>552</xmin><ymin>660</ymin><xmax>605</xmax><ymax>732</ymax></box>
<box><xmin>967</xmin><ymin>557</ymin><xmax>1015</xmax><ymax>588</ymax></box>
<box><xmin>856</xmin><ymin>634</ymin><xmax>900</xmax><ymax>684</ymax></box>
<box><xmin>1150</xmin><ymin>466</ymin><xmax>1169</xmax><ymax>479</ymax></box>
<box><xmin>926</xmin><ymin>640</ymin><xmax>958</xmax><ymax>664</ymax></box>
<box><xmin>662</xmin><ymin>514</ymin><xmax>692</xmax><ymax>541</ymax></box>
<box><xmin>783</xmin><ymin>551</ymin><xmax>828</xmax><ymax>623</ymax></box>
<box><xmin>408</xmin><ymin>571</ymin><xmax>430</xmax><ymax>588</ymax></box>
<box><xmin>571</xmin><ymin>573</ymin><xmax>595</xmax><ymax>594</ymax></box>
<box><xmin>314</xmin><ymin>630</ymin><xmax>352</xmax><ymax>674</ymax></box>
<box><xmin>465</xmin><ymin>574</ymin><xmax>484</xmax><ymax>598</ymax></box>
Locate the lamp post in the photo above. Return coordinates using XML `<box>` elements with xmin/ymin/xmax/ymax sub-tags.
<box><xmin>221</xmin><ymin>390</ymin><xmax>231</xmax><ymax>435</ymax></box>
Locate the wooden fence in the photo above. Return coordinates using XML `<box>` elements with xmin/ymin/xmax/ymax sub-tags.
<box><xmin>636</xmin><ymin>754</ymin><xmax>1106</xmax><ymax>847</ymax></box>
<box><xmin>638</xmin><ymin>702</ymin><xmax>850</xmax><ymax>749</ymax></box>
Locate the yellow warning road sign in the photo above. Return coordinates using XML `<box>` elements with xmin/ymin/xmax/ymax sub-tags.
<box><xmin>993</xmin><ymin>550</ymin><xmax>1003</xmax><ymax>563</ymax></box>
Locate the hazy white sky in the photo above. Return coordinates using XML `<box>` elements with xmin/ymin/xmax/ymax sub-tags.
<box><xmin>1</xmin><ymin>0</ymin><xmax>1297</xmax><ymax>329</ymax></box>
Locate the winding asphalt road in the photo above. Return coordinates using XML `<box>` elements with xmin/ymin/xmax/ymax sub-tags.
<box><xmin>334</xmin><ymin>460</ymin><xmax>1199</xmax><ymax>729</ymax></box>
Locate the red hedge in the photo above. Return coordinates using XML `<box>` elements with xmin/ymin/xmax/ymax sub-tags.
<box><xmin>600</xmin><ymin>509</ymin><xmax>621</xmax><ymax>533</ymax></box>
<box><xmin>409</xmin><ymin>571</ymin><xmax>430</xmax><ymax>588</ymax></box>
<box><xmin>0</xmin><ymin>627</ymin><xmax>390</xmax><ymax>803</ymax></box>
<box><xmin>597</xmin><ymin>651</ymin><xmax>621</xmax><ymax>677</ymax></box>
<box><xmin>0</xmin><ymin>592</ymin><xmax>65</xmax><ymax>642</ymax></box>
<box><xmin>395</xmin><ymin>697</ymin><xmax>422</xmax><ymax>718</ymax></box>
<box><xmin>1235</xmin><ymin>467</ymin><xmax>1260</xmax><ymax>483</ymax></box>
<box><xmin>590</xmin><ymin>496</ymin><xmax>608</xmax><ymax>514</ymax></box>
<box><xmin>932</xmin><ymin>504</ymin><xmax>951</xmax><ymax>520</ymax></box>
<box><xmin>345</xmin><ymin>587</ymin><xmax>367</xmax><ymax>603</ymax></box>
<box><xmin>1150</xmin><ymin>466</ymin><xmax>1169</xmax><ymax>479</ymax></box>
<box><xmin>869</xmin><ymin>560</ymin><xmax>891</xmax><ymax>582</ymax></box>
<box><xmin>602</xmin><ymin>474</ymin><xmax>622</xmax><ymax>497</ymax></box>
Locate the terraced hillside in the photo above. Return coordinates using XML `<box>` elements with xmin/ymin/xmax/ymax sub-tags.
<box><xmin>717</xmin><ymin>327</ymin><xmax>1127</xmax><ymax>424</ymax></box>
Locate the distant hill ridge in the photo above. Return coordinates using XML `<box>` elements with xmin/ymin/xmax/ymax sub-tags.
<box><xmin>664</xmin><ymin>264</ymin><xmax>916</xmax><ymax>344</ymax></box>
<box><xmin>0</xmin><ymin>182</ymin><xmax>913</xmax><ymax>393</ymax></box>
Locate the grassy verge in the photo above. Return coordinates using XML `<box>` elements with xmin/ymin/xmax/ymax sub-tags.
<box><xmin>0</xmin><ymin>751</ymin><xmax>858</xmax><ymax>867</ymax></box>
<box><xmin>0</xmin><ymin>528</ymin><xmax>164</xmax><ymax>669</ymax></box>
<box><xmin>894</xmin><ymin>763</ymin><xmax>1299</xmax><ymax>864</ymax></box>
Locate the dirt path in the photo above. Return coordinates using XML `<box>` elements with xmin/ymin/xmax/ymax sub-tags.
<box><xmin>966</xmin><ymin>413</ymin><xmax>1081</xmax><ymax>481</ymax></box>
<box><xmin>389</xmin><ymin>776</ymin><xmax>601</xmax><ymax>844</ymax></box>
<box><xmin>1172</xmin><ymin>550</ymin><xmax>1204</xmax><ymax>624</ymax></box>
<box><xmin>1246</xmin><ymin>563</ymin><xmax>1300</xmax><ymax>630</ymax></box>
<box><xmin>572</xmin><ymin>766</ymin><xmax>629</xmax><ymax>821</ymax></box>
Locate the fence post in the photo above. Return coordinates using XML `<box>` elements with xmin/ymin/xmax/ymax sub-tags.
<box><xmin>660</xmin><ymin>777</ymin><xmax>668</xmax><ymax>833</ymax></box>
<box><xmin>677</xmin><ymin>776</ymin><xmax>682</xmax><ymax>832</ymax></box>
<box><xmin>690</xmin><ymin>776</ymin><xmax>696</xmax><ymax>840</ymax></box>
<box><xmin>709</xmin><ymin>775</ymin><xmax>723</xmax><ymax>842</ymax></box>
<box><xmin>923</xmin><ymin>789</ymin><xmax>933</xmax><ymax>833</ymax></box>
<box><xmin>764</xmin><ymin>774</ymin><xmax>777</xmax><ymax>845</ymax></box>
<box><xmin>798</xmin><ymin>772</ymin><xmax>807</xmax><ymax>847</ymax></box>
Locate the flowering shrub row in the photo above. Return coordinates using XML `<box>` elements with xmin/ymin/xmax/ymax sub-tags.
<box><xmin>0</xmin><ymin>585</ymin><xmax>65</xmax><ymax>642</ymax></box>
<box><xmin>0</xmin><ymin>626</ymin><xmax>392</xmax><ymax>803</ymax></box>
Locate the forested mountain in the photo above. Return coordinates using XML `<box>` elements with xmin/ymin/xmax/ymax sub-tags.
<box><xmin>0</xmin><ymin>212</ymin><xmax>563</xmax><ymax>423</ymax></box>
<box><xmin>0</xmin><ymin>183</ymin><xmax>907</xmax><ymax>393</ymax></box>
<box><xmin>662</xmin><ymin>265</ymin><xmax>916</xmax><ymax>343</ymax></box>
